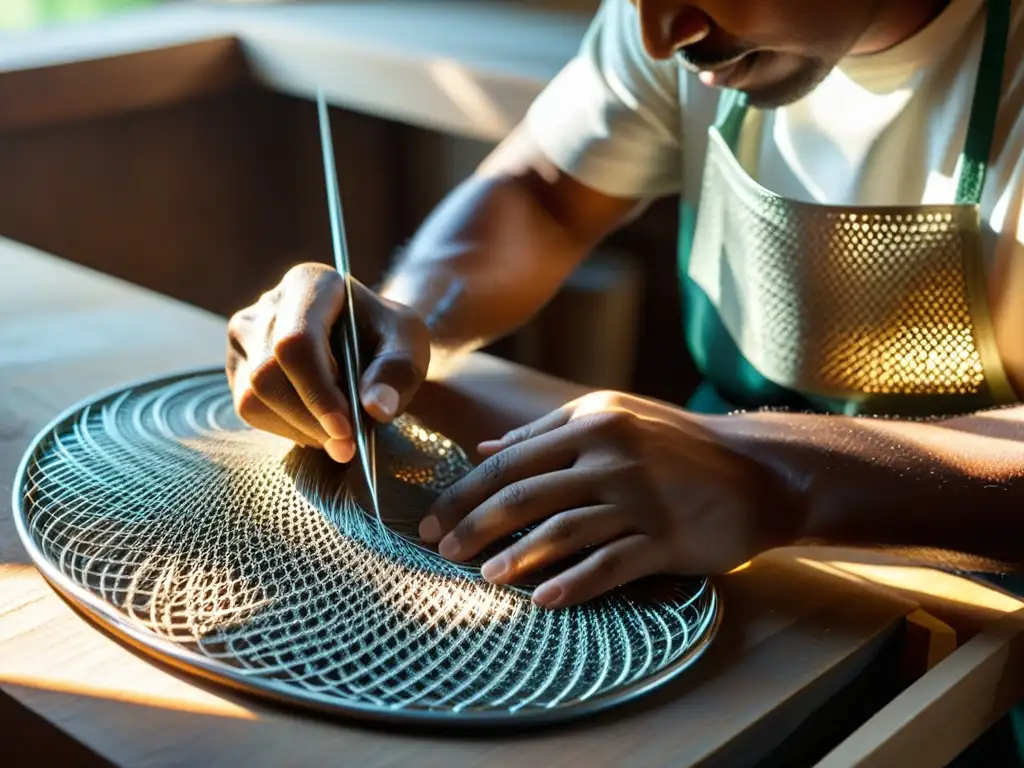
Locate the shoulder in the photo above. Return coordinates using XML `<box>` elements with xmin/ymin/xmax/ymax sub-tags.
<box><xmin>520</xmin><ymin>0</ymin><xmax>688</xmax><ymax>199</ymax></box>
<box><xmin>579</xmin><ymin>0</ymin><xmax>682</xmax><ymax>101</ymax></box>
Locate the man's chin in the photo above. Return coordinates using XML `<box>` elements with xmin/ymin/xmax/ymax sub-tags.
<box><xmin>738</xmin><ymin>60</ymin><xmax>832</xmax><ymax>109</ymax></box>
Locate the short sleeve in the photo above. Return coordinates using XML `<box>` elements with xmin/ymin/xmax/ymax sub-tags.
<box><xmin>523</xmin><ymin>0</ymin><xmax>684</xmax><ymax>199</ymax></box>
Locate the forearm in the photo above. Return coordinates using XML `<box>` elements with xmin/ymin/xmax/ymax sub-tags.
<box><xmin>381</xmin><ymin>171</ymin><xmax>589</xmax><ymax>378</ymax></box>
<box><xmin>381</xmin><ymin>126</ymin><xmax>640</xmax><ymax>380</ymax></box>
<box><xmin>714</xmin><ymin>406</ymin><xmax>1024</xmax><ymax>570</ymax></box>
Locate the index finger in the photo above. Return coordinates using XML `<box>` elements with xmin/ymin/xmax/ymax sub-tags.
<box><xmin>273</xmin><ymin>268</ymin><xmax>352</xmax><ymax>441</ymax></box>
<box><xmin>418</xmin><ymin>424</ymin><xmax>581</xmax><ymax>543</ymax></box>
<box><xmin>477</xmin><ymin>405</ymin><xmax>574</xmax><ymax>457</ymax></box>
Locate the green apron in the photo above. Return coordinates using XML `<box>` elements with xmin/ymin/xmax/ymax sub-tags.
<box><xmin>679</xmin><ymin>0</ymin><xmax>1014</xmax><ymax>419</ymax></box>
<box><xmin>677</xmin><ymin>1</ymin><xmax>1024</xmax><ymax>761</ymax></box>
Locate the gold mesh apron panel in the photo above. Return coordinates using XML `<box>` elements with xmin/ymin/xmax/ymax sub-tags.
<box><xmin>688</xmin><ymin>128</ymin><xmax>996</xmax><ymax>400</ymax></box>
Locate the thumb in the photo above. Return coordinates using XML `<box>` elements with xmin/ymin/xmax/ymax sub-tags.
<box><xmin>354</xmin><ymin>289</ymin><xmax>430</xmax><ymax>424</ymax></box>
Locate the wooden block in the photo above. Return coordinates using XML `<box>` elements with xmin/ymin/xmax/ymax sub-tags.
<box><xmin>901</xmin><ymin>609</ymin><xmax>958</xmax><ymax>681</ymax></box>
<box><xmin>818</xmin><ymin>608</ymin><xmax>1024</xmax><ymax>768</ymax></box>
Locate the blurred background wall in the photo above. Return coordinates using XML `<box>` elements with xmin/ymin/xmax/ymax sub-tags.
<box><xmin>0</xmin><ymin>0</ymin><xmax>699</xmax><ymax>403</ymax></box>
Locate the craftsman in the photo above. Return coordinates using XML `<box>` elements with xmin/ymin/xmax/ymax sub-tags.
<box><xmin>226</xmin><ymin>0</ymin><xmax>1024</xmax><ymax>610</ymax></box>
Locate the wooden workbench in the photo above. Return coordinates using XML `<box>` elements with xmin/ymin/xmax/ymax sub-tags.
<box><xmin>3</xmin><ymin>236</ymin><xmax>1024</xmax><ymax>766</ymax></box>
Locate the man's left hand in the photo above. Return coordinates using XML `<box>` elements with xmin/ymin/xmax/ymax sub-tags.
<box><xmin>418</xmin><ymin>392</ymin><xmax>802</xmax><ymax>609</ymax></box>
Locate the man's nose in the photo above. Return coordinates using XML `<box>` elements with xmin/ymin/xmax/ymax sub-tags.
<box><xmin>633</xmin><ymin>1</ymin><xmax>711</xmax><ymax>59</ymax></box>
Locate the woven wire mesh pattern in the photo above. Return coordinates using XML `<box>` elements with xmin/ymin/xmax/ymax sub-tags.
<box><xmin>15</xmin><ymin>370</ymin><xmax>718</xmax><ymax>724</ymax></box>
<box><xmin>689</xmin><ymin>131</ymin><xmax>987</xmax><ymax>397</ymax></box>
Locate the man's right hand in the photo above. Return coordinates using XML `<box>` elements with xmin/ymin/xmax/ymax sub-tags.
<box><xmin>226</xmin><ymin>263</ymin><xmax>431</xmax><ymax>463</ymax></box>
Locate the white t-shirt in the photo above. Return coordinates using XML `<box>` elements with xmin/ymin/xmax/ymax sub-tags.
<box><xmin>524</xmin><ymin>0</ymin><xmax>1024</xmax><ymax>391</ymax></box>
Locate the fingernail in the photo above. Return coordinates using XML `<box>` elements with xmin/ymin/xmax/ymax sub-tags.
<box><xmin>324</xmin><ymin>438</ymin><xmax>355</xmax><ymax>464</ymax></box>
<box><xmin>480</xmin><ymin>556</ymin><xmax>508</xmax><ymax>583</ymax></box>
<box><xmin>364</xmin><ymin>384</ymin><xmax>400</xmax><ymax>420</ymax></box>
<box><xmin>320</xmin><ymin>412</ymin><xmax>351</xmax><ymax>441</ymax></box>
<box><xmin>418</xmin><ymin>515</ymin><xmax>442</xmax><ymax>543</ymax></box>
<box><xmin>438</xmin><ymin>536</ymin><xmax>462</xmax><ymax>560</ymax></box>
<box><xmin>532</xmin><ymin>582</ymin><xmax>563</xmax><ymax>608</ymax></box>
<box><xmin>477</xmin><ymin>440</ymin><xmax>502</xmax><ymax>452</ymax></box>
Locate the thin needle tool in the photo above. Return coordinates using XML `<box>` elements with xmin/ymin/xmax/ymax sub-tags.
<box><xmin>316</xmin><ymin>89</ymin><xmax>381</xmax><ymax>522</ymax></box>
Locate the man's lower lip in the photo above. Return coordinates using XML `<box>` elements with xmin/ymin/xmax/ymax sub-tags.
<box><xmin>700</xmin><ymin>55</ymin><xmax>754</xmax><ymax>88</ymax></box>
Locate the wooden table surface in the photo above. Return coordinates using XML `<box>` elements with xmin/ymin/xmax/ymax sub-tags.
<box><xmin>2</xmin><ymin>235</ymin><xmax>1023</xmax><ymax>767</ymax></box>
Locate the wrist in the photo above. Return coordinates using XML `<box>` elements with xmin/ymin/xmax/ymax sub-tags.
<box><xmin>703</xmin><ymin>410</ymin><xmax>970</xmax><ymax>556</ymax></box>
<box><xmin>699</xmin><ymin>411</ymin><xmax>820</xmax><ymax>547</ymax></box>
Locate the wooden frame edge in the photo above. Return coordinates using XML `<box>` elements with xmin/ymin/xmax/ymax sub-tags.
<box><xmin>817</xmin><ymin>608</ymin><xmax>1024</xmax><ymax>767</ymax></box>
<box><xmin>0</xmin><ymin>36</ymin><xmax>252</xmax><ymax>134</ymax></box>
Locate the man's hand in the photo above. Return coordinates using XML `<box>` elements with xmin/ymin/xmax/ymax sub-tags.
<box><xmin>418</xmin><ymin>392</ymin><xmax>802</xmax><ymax>609</ymax></box>
<box><xmin>226</xmin><ymin>263</ymin><xmax>430</xmax><ymax>463</ymax></box>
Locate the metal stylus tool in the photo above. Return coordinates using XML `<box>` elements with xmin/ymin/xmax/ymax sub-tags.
<box><xmin>316</xmin><ymin>88</ymin><xmax>380</xmax><ymax>520</ymax></box>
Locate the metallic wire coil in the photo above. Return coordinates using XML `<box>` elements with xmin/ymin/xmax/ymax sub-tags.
<box><xmin>13</xmin><ymin>369</ymin><xmax>719</xmax><ymax>726</ymax></box>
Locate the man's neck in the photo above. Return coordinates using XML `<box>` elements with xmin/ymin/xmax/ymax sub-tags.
<box><xmin>851</xmin><ymin>0</ymin><xmax>953</xmax><ymax>55</ymax></box>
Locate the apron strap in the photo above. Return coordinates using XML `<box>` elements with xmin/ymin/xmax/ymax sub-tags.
<box><xmin>956</xmin><ymin>0</ymin><xmax>1010</xmax><ymax>205</ymax></box>
<box><xmin>713</xmin><ymin>88</ymin><xmax>750</xmax><ymax>150</ymax></box>
<box><xmin>711</xmin><ymin>0</ymin><xmax>1011</xmax><ymax>207</ymax></box>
